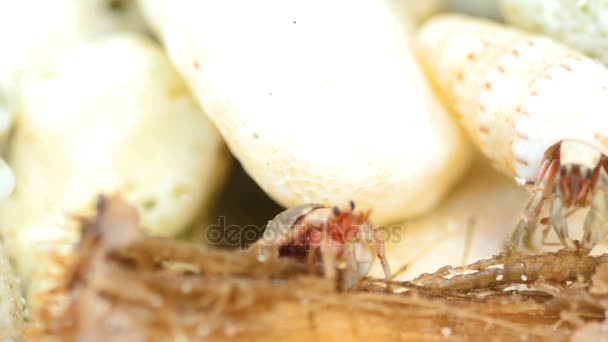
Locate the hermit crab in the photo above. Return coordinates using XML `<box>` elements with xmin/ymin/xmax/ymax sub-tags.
<box><xmin>415</xmin><ymin>14</ymin><xmax>608</xmax><ymax>261</ymax></box>
<box><xmin>251</xmin><ymin>202</ymin><xmax>391</xmax><ymax>290</ymax></box>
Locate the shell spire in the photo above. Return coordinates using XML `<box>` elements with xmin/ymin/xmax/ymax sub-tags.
<box><xmin>415</xmin><ymin>14</ymin><xmax>608</xmax><ymax>183</ymax></box>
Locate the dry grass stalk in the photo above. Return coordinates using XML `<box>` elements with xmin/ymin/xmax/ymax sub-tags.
<box><xmin>29</xmin><ymin>196</ymin><xmax>608</xmax><ymax>341</ymax></box>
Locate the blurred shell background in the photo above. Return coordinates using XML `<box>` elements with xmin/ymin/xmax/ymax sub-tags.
<box><xmin>1</xmin><ymin>0</ymin><xmax>607</xmax><ymax>318</ymax></box>
<box><xmin>3</xmin><ymin>1</ymin><xmax>608</xmax><ymax>338</ymax></box>
<box><xmin>500</xmin><ymin>0</ymin><xmax>608</xmax><ymax>65</ymax></box>
<box><xmin>445</xmin><ymin>0</ymin><xmax>501</xmax><ymax>19</ymax></box>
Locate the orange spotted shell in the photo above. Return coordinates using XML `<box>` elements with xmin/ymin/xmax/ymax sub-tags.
<box><xmin>415</xmin><ymin>14</ymin><xmax>608</xmax><ymax>182</ymax></box>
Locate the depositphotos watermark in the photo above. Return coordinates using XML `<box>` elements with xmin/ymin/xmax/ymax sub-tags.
<box><xmin>205</xmin><ymin>216</ymin><xmax>403</xmax><ymax>249</ymax></box>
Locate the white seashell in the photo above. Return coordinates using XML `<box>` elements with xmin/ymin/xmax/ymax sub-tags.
<box><xmin>445</xmin><ymin>0</ymin><xmax>501</xmax><ymax>19</ymax></box>
<box><xmin>0</xmin><ymin>34</ymin><xmax>229</xmax><ymax>287</ymax></box>
<box><xmin>137</xmin><ymin>0</ymin><xmax>442</xmax><ymax>37</ymax></box>
<box><xmin>136</xmin><ymin>0</ymin><xmax>166</xmax><ymax>36</ymax></box>
<box><xmin>0</xmin><ymin>0</ymin><xmax>148</xmax><ymax>109</ymax></box>
<box><xmin>157</xmin><ymin>0</ymin><xmax>473</xmax><ymax>224</ymax></box>
<box><xmin>415</xmin><ymin>14</ymin><xmax>608</xmax><ymax>183</ymax></box>
<box><xmin>500</xmin><ymin>0</ymin><xmax>608</xmax><ymax>65</ymax></box>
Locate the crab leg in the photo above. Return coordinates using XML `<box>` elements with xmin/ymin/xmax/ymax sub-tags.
<box><xmin>540</xmin><ymin>224</ymin><xmax>562</xmax><ymax>247</ymax></box>
<box><xmin>505</xmin><ymin>158</ymin><xmax>560</xmax><ymax>264</ymax></box>
<box><xmin>549</xmin><ymin>182</ymin><xmax>577</xmax><ymax>251</ymax></box>
<box><xmin>539</xmin><ymin>206</ymin><xmax>581</xmax><ymax>246</ymax></box>
<box><xmin>306</xmin><ymin>246</ymin><xmax>317</xmax><ymax>274</ymax></box>
<box><xmin>582</xmin><ymin>167</ymin><xmax>608</xmax><ymax>250</ymax></box>
<box><xmin>319</xmin><ymin>230</ymin><xmax>337</xmax><ymax>281</ymax></box>
<box><xmin>372</xmin><ymin>227</ymin><xmax>391</xmax><ymax>282</ymax></box>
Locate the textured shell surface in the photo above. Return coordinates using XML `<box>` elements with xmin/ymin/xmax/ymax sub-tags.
<box><xmin>0</xmin><ymin>0</ymin><xmax>148</xmax><ymax>106</ymax></box>
<box><xmin>137</xmin><ymin>0</ymin><xmax>166</xmax><ymax>36</ymax></box>
<box><xmin>0</xmin><ymin>34</ymin><xmax>229</xmax><ymax>290</ymax></box>
<box><xmin>415</xmin><ymin>14</ymin><xmax>608</xmax><ymax>182</ymax></box>
<box><xmin>500</xmin><ymin>0</ymin><xmax>608</xmax><ymax>66</ymax></box>
<box><xmin>160</xmin><ymin>1</ymin><xmax>473</xmax><ymax>224</ymax></box>
<box><xmin>138</xmin><ymin>0</ymin><xmax>442</xmax><ymax>35</ymax></box>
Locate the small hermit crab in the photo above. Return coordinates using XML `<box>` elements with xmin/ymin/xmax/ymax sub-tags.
<box><xmin>415</xmin><ymin>15</ymin><xmax>608</xmax><ymax>262</ymax></box>
<box><xmin>251</xmin><ymin>202</ymin><xmax>391</xmax><ymax>290</ymax></box>
<box><xmin>513</xmin><ymin>142</ymin><xmax>608</xmax><ymax>254</ymax></box>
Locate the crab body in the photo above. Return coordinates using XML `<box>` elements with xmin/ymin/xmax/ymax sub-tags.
<box><xmin>252</xmin><ymin>203</ymin><xmax>390</xmax><ymax>290</ymax></box>
<box><xmin>415</xmin><ymin>15</ymin><xmax>608</xmax><ymax>259</ymax></box>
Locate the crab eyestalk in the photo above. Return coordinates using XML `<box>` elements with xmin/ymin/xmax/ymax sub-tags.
<box><xmin>252</xmin><ymin>203</ymin><xmax>391</xmax><ymax>290</ymax></box>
